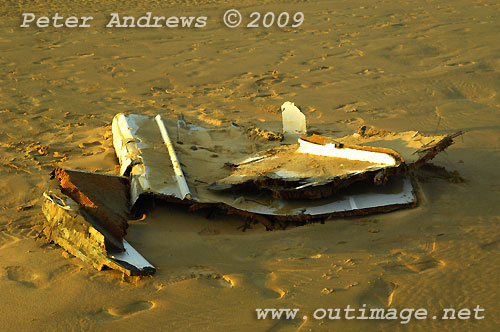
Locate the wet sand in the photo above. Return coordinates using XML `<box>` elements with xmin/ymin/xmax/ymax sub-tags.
<box><xmin>0</xmin><ymin>0</ymin><xmax>499</xmax><ymax>331</ymax></box>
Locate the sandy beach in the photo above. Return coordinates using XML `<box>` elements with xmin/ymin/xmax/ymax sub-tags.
<box><xmin>0</xmin><ymin>0</ymin><xmax>499</xmax><ymax>331</ymax></box>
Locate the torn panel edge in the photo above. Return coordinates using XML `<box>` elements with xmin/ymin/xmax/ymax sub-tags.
<box><xmin>42</xmin><ymin>190</ymin><xmax>155</xmax><ymax>276</ymax></box>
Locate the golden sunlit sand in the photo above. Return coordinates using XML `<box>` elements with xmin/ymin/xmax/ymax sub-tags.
<box><xmin>0</xmin><ymin>0</ymin><xmax>499</xmax><ymax>331</ymax></box>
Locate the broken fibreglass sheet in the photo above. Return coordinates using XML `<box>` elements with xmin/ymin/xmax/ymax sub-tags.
<box><xmin>112</xmin><ymin>114</ymin><xmax>417</xmax><ymax>221</ymax></box>
<box><xmin>52</xmin><ymin>168</ymin><xmax>130</xmax><ymax>249</ymax></box>
<box><xmin>210</xmin><ymin>137</ymin><xmax>400</xmax><ymax>191</ymax></box>
<box><xmin>113</xmin><ymin>113</ymin><xmax>265</xmax><ymax>205</ymax></box>
<box><xmin>113</xmin><ymin>113</ymin><xmax>214</xmax><ymax>205</ymax></box>
<box><xmin>42</xmin><ymin>189</ymin><xmax>155</xmax><ymax>276</ymax></box>
<box><xmin>210</xmin><ymin>131</ymin><xmax>461</xmax><ymax>199</ymax></box>
<box><xmin>217</xmin><ymin>176</ymin><xmax>416</xmax><ymax>219</ymax></box>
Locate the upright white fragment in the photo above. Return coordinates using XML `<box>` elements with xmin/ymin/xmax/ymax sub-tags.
<box><xmin>281</xmin><ymin>101</ymin><xmax>306</xmax><ymax>135</ymax></box>
<box><xmin>154</xmin><ymin>114</ymin><xmax>192</xmax><ymax>200</ymax></box>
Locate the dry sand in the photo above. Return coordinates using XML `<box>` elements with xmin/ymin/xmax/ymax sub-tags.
<box><xmin>0</xmin><ymin>0</ymin><xmax>499</xmax><ymax>331</ymax></box>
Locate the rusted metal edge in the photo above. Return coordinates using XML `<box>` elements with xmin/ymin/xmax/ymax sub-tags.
<box><xmin>51</xmin><ymin>168</ymin><xmax>130</xmax><ymax>248</ymax></box>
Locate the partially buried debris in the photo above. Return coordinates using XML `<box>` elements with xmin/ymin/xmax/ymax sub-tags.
<box><xmin>210</xmin><ymin>131</ymin><xmax>462</xmax><ymax>199</ymax></box>
<box><xmin>109</xmin><ymin>113</ymin><xmax>457</xmax><ymax>226</ymax></box>
<box><xmin>40</xmin><ymin>103</ymin><xmax>463</xmax><ymax>275</ymax></box>
<box><xmin>281</xmin><ymin>101</ymin><xmax>306</xmax><ymax>136</ymax></box>
<box><xmin>41</xmin><ymin>168</ymin><xmax>155</xmax><ymax>276</ymax></box>
<box><xmin>52</xmin><ymin>168</ymin><xmax>130</xmax><ymax>249</ymax></box>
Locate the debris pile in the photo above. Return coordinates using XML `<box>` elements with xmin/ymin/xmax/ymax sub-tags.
<box><xmin>39</xmin><ymin>101</ymin><xmax>463</xmax><ymax>274</ymax></box>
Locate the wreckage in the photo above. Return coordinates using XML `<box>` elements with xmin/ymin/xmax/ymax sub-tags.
<box><xmin>209</xmin><ymin>131</ymin><xmax>462</xmax><ymax>199</ymax></box>
<box><xmin>111</xmin><ymin>113</ymin><xmax>460</xmax><ymax>220</ymax></box>
<box><xmin>40</xmin><ymin>102</ymin><xmax>463</xmax><ymax>274</ymax></box>
<box><xmin>42</xmin><ymin>169</ymin><xmax>155</xmax><ymax>276</ymax></box>
<box><xmin>111</xmin><ymin>114</ymin><xmax>423</xmax><ymax>222</ymax></box>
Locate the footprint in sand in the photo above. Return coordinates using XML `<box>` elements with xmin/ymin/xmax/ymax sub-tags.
<box><xmin>184</xmin><ymin>266</ymin><xmax>234</xmax><ymax>288</ymax></box>
<box><xmin>47</xmin><ymin>263</ymin><xmax>82</xmax><ymax>283</ymax></box>
<box><xmin>250</xmin><ymin>272</ymin><xmax>285</xmax><ymax>299</ymax></box>
<box><xmin>165</xmin><ymin>266</ymin><xmax>234</xmax><ymax>288</ymax></box>
<box><xmin>404</xmin><ymin>257</ymin><xmax>445</xmax><ymax>272</ymax></box>
<box><xmin>93</xmin><ymin>301</ymin><xmax>154</xmax><ymax>321</ymax></box>
<box><xmin>358</xmin><ymin>279</ymin><xmax>398</xmax><ymax>307</ymax></box>
<box><xmin>381</xmin><ymin>252</ymin><xmax>445</xmax><ymax>274</ymax></box>
<box><xmin>78</xmin><ymin>141</ymin><xmax>101</xmax><ymax>149</ymax></box>
<box><xmin>380</xmin><ymin>262</ymin><xmax>416</xmax><ymax>274</ymax></box>
<box><xmin>4</xmin><ymin>265</ymin><xmax>43</xmax><ymax>289</ymax></box>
